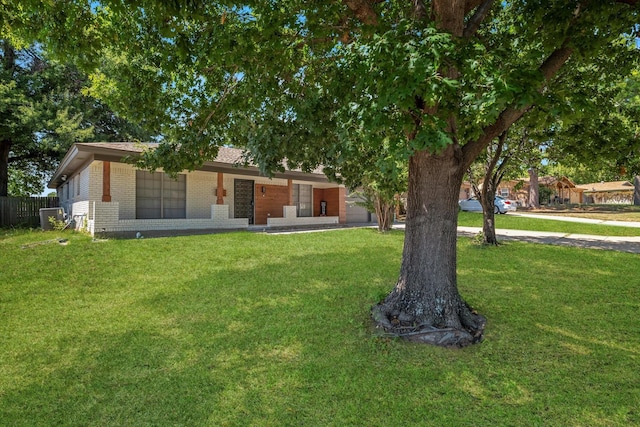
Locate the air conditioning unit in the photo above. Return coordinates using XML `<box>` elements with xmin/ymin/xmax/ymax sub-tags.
<box><xmin>39</xmin><ymin>208</ymin><xmax>65</xmax><ymax>230</ymax></box>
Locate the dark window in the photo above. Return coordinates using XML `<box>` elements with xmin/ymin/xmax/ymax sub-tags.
<box><xmin>136</xmin><ymin>170</ymin><xmax>186</xmax><ymax>219</ymax></box>
<box><xmin>293</xmin><ymin>184</ymin><xmax>312</xmax><ymax>217</ymax></box>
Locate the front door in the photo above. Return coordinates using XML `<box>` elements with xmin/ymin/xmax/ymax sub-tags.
<box><xmin>234</xmin><ymin>179</ymin><xmax>254</xmax><ymax>225</ymax></box>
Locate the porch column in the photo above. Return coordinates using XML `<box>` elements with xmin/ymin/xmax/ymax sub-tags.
<box><xmin>287</xmin><ymin>179</ymin><xmax>293</xmax><ymax>205</ymax></box>
<box><xmin>338</xmin><ymin>186</ymin><xmax>346</xmax><ymax>224</ymax></box>
<box><xmin>217</xmin><ymin>172</ymin><xmax>225</xmax><ymax>204</ymax></box>
<box><xmin>102</xmin><ymin>161</ymin><xmax>111</xmax><ymax>202</ymax></box>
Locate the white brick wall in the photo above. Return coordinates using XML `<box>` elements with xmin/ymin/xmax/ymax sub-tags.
<box><xmin>88</xmin><ymin>162</ymin><xmax>102</xmax><ymax>201</ymax></box>
<box><xmin>223</xmin><ymin>174</ymin><xmax>235</xmax><ymax>217</ymax></box>
<box><xmin>86</xmin><ymin>201</ymin><xmax>248</xmax><ymax>236</ymax></box>
<box><xmin>211</xmin><ymin>205</ymin><xmax>249</xmax><ymax>228</ymax></box>
<box><xmin>111</xmin><ymin>163</ymin><xmax>136</xmax><ymax>219</ymax></box>
<box><xmin>70</xmin><ymin>201</ymin><xmax>91</xmax><ymax>232</ymax></box>
<box><xmin>59</xmin><ymin>160</ymin><xmax>339</xmax><ymax>236</ymax></box>
<box><xmin>267</xmin><ymin>205</ymin><xmax>338</xmax><ymax>227</ymax></box>
<box><xmin>187</xmin><ymin>171</ymin><xmax>217</xmax><ymax>218</ymax></box>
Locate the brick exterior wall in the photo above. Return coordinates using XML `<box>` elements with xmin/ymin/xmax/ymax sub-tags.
<box><xmin>56</xmin><ymin>159</ymin><xmax>344</xmax><ymax>235</ymax></box>
<box><xmin>57</xmin><ymin>162</ymin><xmax>93</xmax><ymax>228</ymax></box>
<box><xmin>110</xmin><ymin>162</ymin><xmax>136</xmax><ymax>219</ymax></box>
<box><xmin>313</xmin><ymin>187</ymin><xmax>346</xmax><ymax>223</ymax></box>
<box><xmin>186</xmin><ymin>171</ymin><xmax>217</xmax><ymax>218</ymax></box>
<box><xmin>254</xmin><ymin>183</ymin><xmax>290</xmax><ymax>225</ymax></box>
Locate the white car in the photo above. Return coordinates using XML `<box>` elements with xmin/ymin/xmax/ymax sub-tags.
<box><xmin>458</xmin><ymin>196</ymin><xmax>517</xmax><ymax>214</ymax></box>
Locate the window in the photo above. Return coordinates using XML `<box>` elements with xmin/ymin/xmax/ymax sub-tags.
<box><xmin>136</xmin><ymin>170</ymin><xmax>186</xmax><ymax>219</ymax></box>
<box><xmin>500</xmin><ymin>188</ymin><xmax>509</xmax><ymax>198</ymax></box>
<box><xmin>293</xmin><ymin>184</ymin><xmax>312</xmax><ymax>217</ymax></box>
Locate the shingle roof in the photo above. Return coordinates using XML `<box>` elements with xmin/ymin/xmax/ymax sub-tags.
<box><xmin>49</xmin><ymin>142</ymin><xmax>328</xmax><ymax>188</ymax></box>
<box><xmin>79</xmin><ymin>142</ymin><xmax>158</xmax><ymax>152</ymax></box>
<box><xmin>576</xmin><ymin>181</ymin><xmax>634</xmax><ymax>192</ymax></box>
<box><xmin>78</xmin><ymin>142</ymin><xmax>245</xmax><ymax>165</ymax></box>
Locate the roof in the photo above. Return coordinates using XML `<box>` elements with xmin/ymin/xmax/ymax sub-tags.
<box><xmin>552</xmin><ymin>176</ymin><xmax>578</xmax><ymax>188</ymax></box>
<box><xmin>48</xmin><ymin>142</ymin><xmax>329</xmax><ymax>188</ymax></box>
<box><xmin>78</xmin><ymin>142</ymin><xmax>245</xmax><ymax>163</ymax></box>
<box><xmin>508</xmin><ymin>176</ymin><xmax>568</xmax><ymax>187</ymax></box>
<box><xmin>576</xmin><ymin>181</ymin><xmax>634</xmax><ymax>193</ymax></box>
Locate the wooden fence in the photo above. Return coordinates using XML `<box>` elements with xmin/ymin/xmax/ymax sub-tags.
<box><xmin>0</xmin><ymin>197</ymin><xmax>61</xmax><ymax>228</ymax></box>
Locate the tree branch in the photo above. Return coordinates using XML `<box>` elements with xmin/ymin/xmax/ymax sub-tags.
<box><xmin>463</xmin><ymin>0</ymin><xmax>494</xmax><ymax>38</ymax></box>
<box><xmin>465</xmin><ymin>0</ymin><xmax>484</xmax><ymax>14</ymax></box>
<box><xmin>485</xmin><ymin>132</ymin><xmax>504</xmax><ymax>182</ymax></box>
<box><xmin>412</xmin><ymin>0</ymin><xmax>428</xmax><ymax>20</ymax></box>
<box><xmin>462</xmin><ymin>45</ymin><xmax>573</xmax><ymax>168</ymax></box>
<box><xmin>431</xmin><ymin>0</ymin><xmax>466</xmax><ymax>36</ymax></box>
<box><xmin>342</xmin><ymin>0</ymin><xmax>379</xmax><ymax>25</ymax></box>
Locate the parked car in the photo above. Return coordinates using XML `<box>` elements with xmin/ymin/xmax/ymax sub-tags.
<box><xmin>458</xmin><ymin>196</ymin><xmax>517</xmax><ymax>214</ymax></box>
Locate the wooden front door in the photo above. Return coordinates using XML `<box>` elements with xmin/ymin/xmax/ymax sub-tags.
<box><xmin>234</xmin><ymin>179</ymin><xmax>254</xmax><ymax>225</ymax></box>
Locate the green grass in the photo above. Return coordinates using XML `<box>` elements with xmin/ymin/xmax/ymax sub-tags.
<box><xmin>458</xmin><ymin>211</ymin><xmax>640</xmax><ymax>236</ymax></box>
<box><xmin>1</xmin><ymin>229</ymin><xmax>639</xmax><ymax>426</ymax></box>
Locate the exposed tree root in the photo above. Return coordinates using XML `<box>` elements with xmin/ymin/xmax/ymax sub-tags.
<box><xmin>371</xmin><ymin>304</ymin><xmax>487</xmax><ymax>348</ymax></box>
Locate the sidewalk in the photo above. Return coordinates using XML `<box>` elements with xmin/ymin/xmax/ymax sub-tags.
<box><xmin>511</xmin><ymin>213</ymin><xmax>640</xmax><ymax>228</ymax></box>
<box><xmin>455</xmin><ymin>226</ymin><xmax>640</xmax><ymax>254</ymax></box>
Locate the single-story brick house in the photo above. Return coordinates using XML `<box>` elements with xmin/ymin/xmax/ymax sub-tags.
<box><xmin>48</xmin><ymin>142</ymin><xmax>371</xmax><ymax>237</ymax></box>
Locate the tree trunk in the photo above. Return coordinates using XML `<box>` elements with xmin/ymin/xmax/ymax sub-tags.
<box><xmin>372</xmin><ymin>145</ymin><xmax>486</xmax><ymax>347</ymax></box>
<box><xmin>0</xmin><ymin>140</ymin><xmax>11</xmax><ymax>197</ymax></box>
<box><xmin>634</xmin><ymin>176</ymin><xmax>640</xmax><ymax>206</ymax></box>
<box><xmin>478</xmin><ymin>137</ymin><xmax>506</xmax><ymax>246</ymax></box>
<box><xmin>528</xmin><ymin>168</ymin><xmax>540</xmax><ymax>208</ymax></box>
<box><xmin>374</xmin><ymin>196</ymin><xmax>394</xmax><ymax>232</ymax></box>
<box><xmin>479</xmin><ymin>181</ymin><xmax>498</xmax><ymax>245</ymax></box>
<box><xmin>1</xmin><ymin>42</ymin><xmax>15</xmax><ymax>198</ymax></box>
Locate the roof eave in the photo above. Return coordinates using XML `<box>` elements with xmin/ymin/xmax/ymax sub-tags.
<box><xmin>48</xmin><ymin>143</ymin><xmax>330</xmax><ymax>188</ymax></box>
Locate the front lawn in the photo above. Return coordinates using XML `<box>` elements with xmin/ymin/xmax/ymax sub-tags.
<box><xmin>1</xmin><ymin>229</ymin><xmax>638</xmax><ymax>426</ymax></box>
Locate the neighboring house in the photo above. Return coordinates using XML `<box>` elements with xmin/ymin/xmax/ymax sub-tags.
<box><xmin>577</xmin><ymin>181</ymin><xmax>635</xmax><ymax>204</ymax></box>
<box><xmin>464</xmin><ymin>176</ymin><xmax>585</xmax><ymax>206</ymax></box>
<box><xmin>547</xmin><ymin>176</ymin><xmax>584</xmax><ymax>205</ymax></box>
<box><xmin>49</xmin><ymin>142</ymin><xmax>371</xmax><ymax>237</ymax></box>
<box><xmin>472</xmin><ymin>177</ymin><xmax>635</xmax><ymax>206</ymax></box>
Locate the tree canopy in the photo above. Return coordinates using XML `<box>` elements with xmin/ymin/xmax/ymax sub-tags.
<box><xmin>7</xmin><ymin>1</ymin><xmax>635</xmax><ymax>175</ymax></box>
<box><xmin>0</xmin><ymin>41</ymin><xmax>153</xmax><ymax>196</ymax></box>
<box><xmin>6</xmin><ymin>0</ymin><xmax>639</xmax><ymax>346</ymax></box>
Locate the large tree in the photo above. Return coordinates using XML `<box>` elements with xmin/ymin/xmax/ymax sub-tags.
<box><xmin>0</xmin><ymin>41</ymin><xmax>153</xmax><ymax>197</ymax></box>
<box><xmin>11</xmin><ymin>1</ymin><xmax>640</xmax><ymax>346</ymax></box>
<box><xmin>0</xmin><ymin>41</ymin><xmax>89</xmax><ymax>196</ymax></box>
